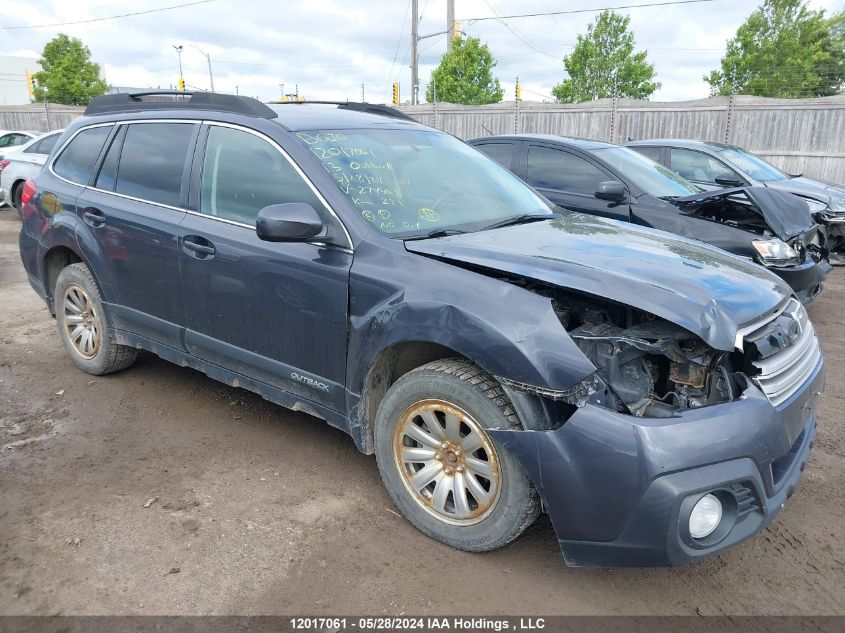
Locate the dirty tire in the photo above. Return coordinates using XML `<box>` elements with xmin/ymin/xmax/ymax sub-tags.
<box><xmin>54</xmin><ymin>263</ymin><xmax>138</xmax><ymax>375</ymax></box>
<box><xmin>12</xmin><ymin>182</ymin><xmax>23</xmax><ymax>213</ymax></box>
<box><xmin>374</xmin><ymin>358</ymin><xmax>540</xmax><ymax>552</ymax></box>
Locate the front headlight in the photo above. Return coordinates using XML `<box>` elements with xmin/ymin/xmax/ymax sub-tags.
<box><xmin>752</xmin><ymin>238</ymin><xmax>800</xmax><ymax>266</ymax></box>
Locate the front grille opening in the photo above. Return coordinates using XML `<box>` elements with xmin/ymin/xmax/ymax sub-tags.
<box><xmin>743</xmin><ymin>299</ymin><xmax>821</xmax><ymax>407</ymax></box>
<box><xmin>771</xmin><ymin>429</ymin><xmax>806</xmax><ymax>488</ymax></box>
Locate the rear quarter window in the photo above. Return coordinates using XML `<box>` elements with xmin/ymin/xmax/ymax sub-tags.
<box><xmin>53</xmin><ymin>126</ymin><xmax>112</xmax><ymax>185</ymax></box>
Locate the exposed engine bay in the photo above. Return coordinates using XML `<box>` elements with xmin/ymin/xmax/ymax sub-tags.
<box><xmin>535</xmin><ymin>286</ymin><xmax>746</xmax><ymax>417</ymax></box>
<box><xmin>678</xmin><ymin>194</ymin><xmax>770</xmax><ymax>236</ymax></box>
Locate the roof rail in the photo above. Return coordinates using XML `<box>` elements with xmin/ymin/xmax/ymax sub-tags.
<box><xmin>85</xmin><ymin>91</ymin><xmax>278</xmax><ymax>119</ymax></box>
<box><xmin>268</xmin><ymin>100</ymin><xmax>416</xmax><ymax>122</ymax></box>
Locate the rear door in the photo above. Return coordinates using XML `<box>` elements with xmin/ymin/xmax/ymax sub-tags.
<box><xmin>524</xmin><ymin>143</ymin><xmax>629</xmax><ymax>221</ymax></box>
<box><xmin>177</xmin><ymin>122</ymin><xmax>352</xmax><ymax>412</ymax></box>
<box><xmin>16</xmin><ymin>132</ymin><xmax>62</xmax><ymax>174</ymax></box>
<box><xmin>75</xmin><ymin>120</ymin><xmax>199</xmax><ymax>348</ymax></box>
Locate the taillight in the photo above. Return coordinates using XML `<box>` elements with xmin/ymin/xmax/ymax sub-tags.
<box><xmin>21</xmin><ymin>179</ymin><xmax>37</xmax><ymax>205</ymax></box>
<box><xmin>0</xmin><ymin>159</ymin><xmax>9</xmax><ymax>170</ymax></box>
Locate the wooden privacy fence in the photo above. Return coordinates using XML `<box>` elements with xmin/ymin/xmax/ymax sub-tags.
<box><xmin>398</xmin><ymin>95</ymin><xmax>845</xmax><ymax>183</ymax></box>
<box><xmin>3</xmin><ymin>96</ymin><xmax>844</xmax><ymax>183</ymax></box>
<box><xmin>0</xmin><ymin>103</ymin><xmax>84</xmax><ymax>133</ymax></box>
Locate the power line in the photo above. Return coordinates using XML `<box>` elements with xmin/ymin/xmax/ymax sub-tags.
<box><xmin>0</xmin><ymin>0</ymin><xmax>216</xmax><ymax>30</ymax></box>
<box><xmin>386</xmin><ymin>0</ymin><xmax>413</xmax><ymax>100</ymax></box>
<box><xmin>466</xmin><ymin>0</ymin><xmax>721</xmax><ymax>23</ymax></box>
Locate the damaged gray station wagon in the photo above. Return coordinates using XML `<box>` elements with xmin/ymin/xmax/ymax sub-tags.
<box><xmin>18</xmin><ymin>93</ymin><xmax>824</xmax><ymax>566</ymax></box>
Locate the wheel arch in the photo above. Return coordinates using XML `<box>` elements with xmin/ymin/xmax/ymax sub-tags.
<box><xmin>353</xmin><ymin>340</ymin><xmax>468</xmax><ymax>454</ymax></box>
<box><xmin>42</xmin><ymin>244</ymin><xmax>107</xmax><ymax>317</ymax></box>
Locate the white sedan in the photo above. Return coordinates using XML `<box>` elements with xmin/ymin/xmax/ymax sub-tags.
<box><xmin>0</xmin><ymin>129</ymin><xmax>64</xmax><ymax>209</ymax></box>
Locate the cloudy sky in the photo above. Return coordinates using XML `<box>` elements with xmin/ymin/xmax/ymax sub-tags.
<box><xmin>0</xmin><ymin>0</ymin><xmax>840</xmax><ymax>104</ymax></box>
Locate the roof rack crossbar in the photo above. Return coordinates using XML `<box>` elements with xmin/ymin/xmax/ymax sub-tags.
<box><xmin>84</xmin><ymin>91</ymin><xmax>278</xmax><ymax>119</ymax></box>
<box><xmin>267</xmin><ymin>100</ymin><xmax>415</xmax><ymax>122</ymax></box>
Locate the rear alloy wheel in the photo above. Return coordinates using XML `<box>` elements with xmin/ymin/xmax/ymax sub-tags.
<box><xmin>375</xmin><ymin>359</ymin><xmax>540</xmax><ymax>552</ymax></box>
<box><xmin>54</xmin><ymin>263</ymin><xmax>138</xmax><ymax>375</ymax></box>
<box><xmin>62</xmin><ymin>283</ymin><xmax>101</xmax><ymax>359</ymax></box>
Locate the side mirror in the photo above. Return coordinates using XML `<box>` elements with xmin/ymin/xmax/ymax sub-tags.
<box><xmin>714</xmin><ymin>173</ymin><xmax>744</xmax><ymax>187</ymax></box>
<box><xmin>595</xmin><ymin>180</ymin><xmax>627</xmax><ymax>202</ymax></box>
<box><xmin>256</xmin><ymin>203</ymin><xmax>324</xmax><ymax>242</ymax></box>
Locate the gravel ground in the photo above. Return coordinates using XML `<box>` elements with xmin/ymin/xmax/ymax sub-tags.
<box><xmin>0</xmin><ymin>207</ymin><xmax>843</xmax><ymax>616</ymax></box>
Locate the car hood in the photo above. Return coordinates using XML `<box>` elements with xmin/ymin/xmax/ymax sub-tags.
<box><xmin>405</xmin><ymin>213</ymin><xmax>790</xmax><ymax>351</ymax></box>
<box><xmin>765</xmin><ymin>177</ymin><xmax>845</xmax><ymax>211</ymax></box>
<box><xmin>674</xmin><ymin>186</ymin><xmax>817</xmax><ymax>240</ymax></box>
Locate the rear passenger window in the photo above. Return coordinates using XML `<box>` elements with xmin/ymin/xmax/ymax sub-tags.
<box><xmin>115</xmin><ymin>123</ymin><xmax>196</xmax><ymax>207</ymax></box>
<box><xmin>476</xmin><ymin>143</ymin><xmax>514</xmax><ymax>169</ymax></box>
<box><xmin>526</xmin><ymin>145</ymin><xmax>608</xmax><ymax>194</ymax></box>
<box><xmin>199</xmin><ymin>125</ymin><xmax>327</xmax><ymax>226</ymax></box>
<box><xmin>26</xmin><ymin>133</ymin><xmax>61</xmax><ymax>155</ymax></box>
<box><xmin>53</xmin><ymin>126</ymin><xmax>111</xmax><ymax>185</ymax></box>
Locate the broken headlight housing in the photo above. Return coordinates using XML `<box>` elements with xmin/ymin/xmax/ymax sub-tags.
<box><xmin>752</xmin><ymin>238</ymin><xmax>800</xmax><ymax>266</ymax></box>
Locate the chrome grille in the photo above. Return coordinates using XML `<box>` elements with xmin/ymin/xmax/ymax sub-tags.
<box><xmin>746</xmin><ymin>299</ymin><xmax>821</xmax><ymax>407</ymax></box>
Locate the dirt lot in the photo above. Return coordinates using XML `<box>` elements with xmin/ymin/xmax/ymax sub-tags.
<box><xmin>0</xmin><ymin>207</ymin><xmax>843</xmax><ymax>616</ymax></box>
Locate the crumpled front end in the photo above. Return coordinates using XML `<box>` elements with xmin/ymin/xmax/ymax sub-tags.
<box><xmin>490</xmin><ymin>297</ymin><xmax>825</xmax><ymax>567</ymax></box>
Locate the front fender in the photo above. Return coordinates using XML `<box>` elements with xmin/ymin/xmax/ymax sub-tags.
<box><xmin>346</xmin><ymin>242</ymin><xmax>596</xmax><ymax>397</ymax></box>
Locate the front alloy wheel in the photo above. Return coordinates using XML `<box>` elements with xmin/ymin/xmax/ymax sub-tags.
<box><xmin>394</xmin><ymin>399</ymin><xmax>501</xmax><ymax>525</ymax></box>
<box><xmin>375</xmin><ymin>358</ymin><xmax>540</xmax><ymax>552</ymax></box>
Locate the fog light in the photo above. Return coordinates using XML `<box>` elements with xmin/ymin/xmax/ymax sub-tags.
<box><xmin>689</xmin><ymin>494</ymin><xmax>722</xmax><ymax>539</ymax></box>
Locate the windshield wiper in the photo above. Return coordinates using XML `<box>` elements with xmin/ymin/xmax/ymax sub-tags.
<box><xmin>480</xmin><ymin>213</ymin><xmax>553</xmax><ymax>231</ymax></box>
<box><xmin>402</xmin><ymin>228</ymin><xmax>467</xmax><ymax>241</ymax></box>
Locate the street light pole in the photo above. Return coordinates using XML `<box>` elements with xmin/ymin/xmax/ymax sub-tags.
<box><xmin>176</xmin><ymin>44</ymin><xmax>216</xmax><ymax>92</ymax></box>
<box><xmin>173</xmin><ymin>45</ymin><xmax>184</xmax><ymax>87</ymax></box>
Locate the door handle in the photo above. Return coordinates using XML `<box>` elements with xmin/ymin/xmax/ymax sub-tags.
<box><xmin>182</xmin><ymin>235</ymin><xmax>216</xmax><ymax>257</ymax></box>
<box><xmin>83</xmin><ymin>207</ymin><xmax>106</xmax><ymax>227</ymax></box>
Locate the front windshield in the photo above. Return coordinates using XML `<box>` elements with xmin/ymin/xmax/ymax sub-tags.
<box><xmin>296</xmin><ymin>128</ymin><xmax>551</xmax><ymax>236</ymax></box>
<box><xmin>718</xmin><ymin>147</ymin><xmax>788</xmax><ymax>182</ymax></box>
<box><xmin>590</xmin><ymin>146</ymin><xmax>699</xmax><ymax>197</ymax></box>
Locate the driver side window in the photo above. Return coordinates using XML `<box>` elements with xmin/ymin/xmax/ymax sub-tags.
<box><xmin>526</xmin><ymin>145</ymin><xmax>609</xmax><ymax>195</ymax></box>
<box><xmin>199</xmin><ymin>126</ymin><xmax>329</xmax><ymax>227</ymax></box>
<box><xmin>669</xmin><ymin>148</ymin><xmax>740</xmax><ymax>184</ymax></box>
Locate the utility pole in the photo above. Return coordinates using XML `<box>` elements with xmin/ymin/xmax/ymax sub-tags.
<box><xmin>411</xmin><ymin>0</ymin><xmax>419</xmax><ymax>105</ymax></box>
<box><xmin>361</xmin><ymin>83</ymin><xmax>365</xmax><ymax>102</ymax></box>
<box><xmin>446</xmin><ymin>0</ymin><xmax>455</xmax><ymax>52</ymax></box>
<box><xmin>411</xmin><ymin>0</ymin><xmax>461</xmax><ymax>104</ymax></box>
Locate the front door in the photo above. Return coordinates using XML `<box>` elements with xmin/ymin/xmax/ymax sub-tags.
<box><xmin>524</xmin><ymin>144</ymin><xmax>630</xmax><ymax>221</ymax></box>
<box><xmin>178</xmin><ymin>123</ymin><xmax>352</xmax><ymax>412</ymax></box>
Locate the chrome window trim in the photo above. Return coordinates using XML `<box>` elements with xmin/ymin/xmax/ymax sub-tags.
<box><xmin>47</xmin><ymin>118</ymin><xmax>353</xmax><ymax>251</ymax></box>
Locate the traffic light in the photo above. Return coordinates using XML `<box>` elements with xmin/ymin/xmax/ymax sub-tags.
<box><xmin>392</xmin><ymin>82</ymin><xmax>400</xmax><ymax>105</ymax></box>
<box><xmin>26</xmin><ymin>73</ymin><xmax>36</xmax><ymax>95</ymax></box>
<box><xmin>515</xmin><ymin>79</ymin><xmax>521</xmax><ymax>101</ymax></box>
<box><xmin>177</xmin><ymin>77</ymin><xmax>186</xmax><ymax>91</ymax></box>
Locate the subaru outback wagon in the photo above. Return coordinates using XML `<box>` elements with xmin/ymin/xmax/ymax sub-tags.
<box><xmin>18</xmin><ymin>92</ymin><xmax>824</xmax><ymax>567</ymax></box>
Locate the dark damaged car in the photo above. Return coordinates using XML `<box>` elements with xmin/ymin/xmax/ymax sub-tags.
<box><xmin>470</xmin><ymin>135</ymin><xmax>830</xmax><ymax>304</ymax></box>
<box><xmin>626</xmin><ymin>139</ymin><xmax>845</xmax><ymax>265</ymax></box>
<box><xmin>18</xmin><ymin>93</ymin><xmax>824</xmax><ymax>567</ymax></box>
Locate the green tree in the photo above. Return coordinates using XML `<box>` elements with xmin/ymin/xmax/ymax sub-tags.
<box><xmin>705</xmin><ymin>0</ymin><xmax>845</xmax><ymax>97</ymax></box>
<box><xmin>552</xmin><ymin>10</ymin><xmax>660</xmax><ymax>103</ymax></box>
<box><xmin>425</xmin><ymin>36</ymin><xmax>503</xmax><ymax>104</ymax></box>
<box><xmin>33</xmin><ymin>34</ymin><xmax>109</xmax><ymax>106</ymax></box>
